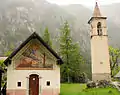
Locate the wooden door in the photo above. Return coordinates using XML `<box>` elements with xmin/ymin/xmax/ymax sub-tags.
<box><xmin>29</xmin><ymin>74</ymin><xmax>39</xmax><ymax>95</ymax></box>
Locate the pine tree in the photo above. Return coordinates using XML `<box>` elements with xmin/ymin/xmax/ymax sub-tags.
<box><xmin>59</xmin><ymin>21</ymin><xmax>85</xmax><ymax>83</ymax></box>
<box><xmin>42</xmin><ymin>27</ymin><xmax>52</xmax><ymax>47</ymax></box>
<box><xmin>59</xmin><ymin>21</ymin><xmax>72</xmax><ymax>83</ymax></box>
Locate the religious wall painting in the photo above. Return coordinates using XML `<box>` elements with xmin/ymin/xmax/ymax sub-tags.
<box><xmin>16</xmin><ymin>43</ymin><xmax>53</xmax><ymax>69</ymax></box>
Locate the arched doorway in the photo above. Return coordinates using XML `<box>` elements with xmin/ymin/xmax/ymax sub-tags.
<box><xmin>29</xmin><ymin>74</ymin><xmax>39</xmax><ymax>95</ymax></box>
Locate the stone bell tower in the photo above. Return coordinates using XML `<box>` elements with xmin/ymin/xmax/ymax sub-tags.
<box><xmin>88</xmin><ymin>2</ymin><xmax>111</xmax><ymax>81</ymax></box>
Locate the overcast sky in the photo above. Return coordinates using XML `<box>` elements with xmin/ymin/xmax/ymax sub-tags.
<box><xmin>46</xmin><ymin>0</ymin><xmax>120</xmax><ymax>6</ymax></box>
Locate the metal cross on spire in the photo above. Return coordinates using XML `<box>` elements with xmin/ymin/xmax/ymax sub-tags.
<box><xmin>95</xmin><ymin>0</ymin><xmax>99</xmax><ymax>6</ymax></box>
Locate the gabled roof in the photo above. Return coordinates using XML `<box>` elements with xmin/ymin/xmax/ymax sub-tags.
<box><xmin>4</xmin><ymin>32</ymin><xmax>63</xmax><ymax>66</ymax></box>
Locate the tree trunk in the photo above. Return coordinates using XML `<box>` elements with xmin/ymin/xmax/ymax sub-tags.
<box><xmin>67</xmin><ymin>73</ymin><xmax>70</xmax><ymax>83</ymax></box>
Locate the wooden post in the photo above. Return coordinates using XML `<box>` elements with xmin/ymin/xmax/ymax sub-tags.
<box><xmin>0</xmin><ymin>67</ymin><xmax>4</xmax><ymax>94</ymax></box>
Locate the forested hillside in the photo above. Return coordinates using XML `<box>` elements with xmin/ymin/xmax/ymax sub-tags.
<box><xmin>0</xmin><ymin>0</ymin><xmax>120</xmax><ymax>65</ymax></box>
<box><xmin>0</xmin><ymin>0</ymin><xmax>120</xmax><ymax>84</ymax></box>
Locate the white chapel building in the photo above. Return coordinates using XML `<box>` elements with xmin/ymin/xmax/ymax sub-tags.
<box><xmin>4</xmin><ymin>32</ymin><xmax>63</xmax><ymax>95</ymax></box>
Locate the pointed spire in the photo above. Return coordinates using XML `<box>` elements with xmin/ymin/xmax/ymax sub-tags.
<box><xmin>93</xmin><ymin>2</ymin><xmax>102</xmax><ymax>17</ymax></box>
<box><xmin>88</xmin><ymin>1</ymin><xmax>106</xmax><ymax>24</ymax></box>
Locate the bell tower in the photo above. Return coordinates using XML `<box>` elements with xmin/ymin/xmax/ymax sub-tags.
<box><xmin>88</xmin><ymin>2</ymin><xmax>111</xmax><ymax>81</ymax></box>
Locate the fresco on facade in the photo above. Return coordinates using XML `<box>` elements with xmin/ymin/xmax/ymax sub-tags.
<box><xmin>16</xmin><ymin>43</ymin><xmax>53</xmax><ymax>68</ymax></box>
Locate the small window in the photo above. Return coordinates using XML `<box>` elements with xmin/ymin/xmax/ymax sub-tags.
<box><xmin>46</xmin><ymin>81</ymin><xmax>50</xmax><ymax>86</ymax></box>
<box><xmin>17</xmin><ymin>82</ymin><xmax>21</xmax><ymax>87</ymax></box>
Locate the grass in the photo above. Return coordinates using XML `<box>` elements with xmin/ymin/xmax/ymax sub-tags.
<box><xmin>60</xmin><ymin>83</ymin><xmax>120</xmax><ymax>95</ymax></box>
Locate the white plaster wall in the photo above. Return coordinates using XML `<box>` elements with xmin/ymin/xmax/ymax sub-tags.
<box><xmin>7</xmin><ymin>63</ymin><xmax>60</xmax><ymax>90</ymax></box>
<box><xmin>90</xmin><ymin>17</ymin><xmax>111</xmax><ymax>75</ymax></box>
<box><xmin>91</xmin><ymin>36</ymin><xmax>111</xmax><ymax>74</ymax></box>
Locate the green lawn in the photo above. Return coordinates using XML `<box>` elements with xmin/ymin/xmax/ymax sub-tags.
<box><xmin>60</xmin><ymin>83</ymin><xmax>120</xmax><ymax>95</ymax></box>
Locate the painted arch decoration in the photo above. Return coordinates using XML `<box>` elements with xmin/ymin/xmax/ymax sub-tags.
<box><xmin>15</xmin><ymin>42</ymin><xmax>53</xmax><ymax>69</ymax></box>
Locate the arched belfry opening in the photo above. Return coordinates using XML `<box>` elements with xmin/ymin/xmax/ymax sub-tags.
<box><xmin>97</xmin><ymin>22</ymin><xmax>102</xmax><ymax>36</ymax></box>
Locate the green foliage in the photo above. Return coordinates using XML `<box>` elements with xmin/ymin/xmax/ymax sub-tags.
<box><xmin>4</xmin><ymin>43</ymin><xmax>15</xmax><ymax>56</ymax></box>
<box><xmin>61</xmin><ymin>84</ymin><xmax>86</xmax><ymax>94</ymax></box>
<box><xmin>4</xmin><ymin>50</ymin><xmax>12</xmax><ymax>56</ymax></box>
<box><xmin>109</xmin><ymin>46</ymin><xmax>120</xmax><ymax>77</ymax></box>
<box><xmin>0</xmin><ymin>60</ymin><xmax>7</xmax><ymax>87</ymax></box>
<box><xmin>112</xmin><ymin>67</ymin><xmax>120</xmax><ymax>78</ymax></box>
<box><xmin>59</xmin><ymin>21</ymin><xmax>89</xmax><ymax>83</ymax></box>
<box><xmin>60</xmin><ymin>84</ymin><xmax>120</xmax><ymax>95</ymax></box>
<box><xmin>42</xmin><ymin>27</ymin><xmax>52</xmax><ymax>47</ymax></box>
<box><xmin>0</xmin><ymin>60</ymin><xmax>6</xmax><ymax>69</ymax></box>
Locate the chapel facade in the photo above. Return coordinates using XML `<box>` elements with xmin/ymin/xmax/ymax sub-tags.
<box><xmin>4</xmin><ymin>32</ymin><xmax>63</xmax><ymax>95</ymax></box>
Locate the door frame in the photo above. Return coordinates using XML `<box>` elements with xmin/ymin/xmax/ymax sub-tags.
<box><xmin>29</xmin><ymin>74</ymin><xmax>39</xmax><ymax>95</ymax></box>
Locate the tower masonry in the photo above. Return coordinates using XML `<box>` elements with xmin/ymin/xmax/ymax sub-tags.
<box><xmin>88</xmin><ymin>2</ymin><xmax>111</xmax><ymax>81</ymax></box>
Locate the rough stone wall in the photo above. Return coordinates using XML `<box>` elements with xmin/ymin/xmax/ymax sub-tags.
<box><xmin>92</xmin><ymin>73</ymin><xmax>111</xmax><ymax>82</ymax></box>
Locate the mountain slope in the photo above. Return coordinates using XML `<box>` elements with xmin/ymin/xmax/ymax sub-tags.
<box><xmin>0</xmin><ymin>0</ymin><xmax>120</xmax><ymax>61</ymax></box>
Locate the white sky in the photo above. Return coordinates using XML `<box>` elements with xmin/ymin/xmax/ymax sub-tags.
<box><xmin>46</xmin><ymin>0</ymin><xmax>120</xmax><ymax>6</ymax></box>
